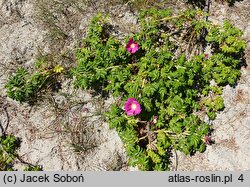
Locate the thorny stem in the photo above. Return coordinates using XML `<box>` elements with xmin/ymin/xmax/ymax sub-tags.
<box><xmin>185</xmin><ymin>30</ymin><xmax>197</xmax><ymax>55</ymax></box>
<box><xmin>201</xmin><ymin>0</ymin><xmax>211</xmax><ymax>51</ymax></box>
<box><xmin>139</xmin><ymin>135</ymin><xmax>147</xmax><ymax>140</ymax></box>
<box><xmin>204</xmin><ymin>0</ymin><xmax>211</xmax><ymax>22</ymax></box>
<box><xmin>154</xmin><ymin>129</ymin><xmax>191</xmax><ymax>136</ymax></box>
<box><xmin>173</xmin><ymin>148</ymin><xmax>178</xmax><ymax>171</ymax></box>
<box><xmin>106</xmin><ymin>63</ymin><xmax>137</xmax><ymax>70</ymax></box>
<box><xmin>138</xmin><ymin>129</ymin><xmax>191</xmax><ymax>141</ymax></box>
<box><xmin>159</xmin><ymin>14</ymin><xmax>186</xmax><ymax>22</ymax></box>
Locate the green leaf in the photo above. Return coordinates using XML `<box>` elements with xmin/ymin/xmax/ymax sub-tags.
<box><xmin>141</xmin><ymin>97</ymin><xmax>152</xmax><ymax>112</ymax></box>
<box><xmin>214</xmin><ymin>96</ymin><xmax>224</xmax><ymax>111</ymax></box>
<box><xmin>207</xmin><ymin>111</ymin><xmax>217</xmax><ymax>120</ymax></box>
<box><xmin>188</xmin><ymin>134</ymin><xmax>200</xmax><ymax>149</ymax></box>
<box><xmin>199</xmin><ymin>143</ymin><xmax>206</xmax><ymax>153</ymax></box>
<box><xmin>148</xmin><ymin>150</ymin><xmax>161</xmax><ymax>164</ymax></box>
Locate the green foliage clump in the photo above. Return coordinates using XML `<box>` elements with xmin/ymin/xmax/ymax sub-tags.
<box><xmin>0</xmin><ymin>135</ymin><xmax>20</xmax><ymax>171</ymax></box>
<box><xmin>205</xmin><ymin>21</ymin><xmax>246</xmax><ymax>85</ymax></box>
<box><xmin>23</xmin><ymin>165</ymin><xmax>43</xmax><ymax>171</ymax></box>
<box><xmin>0</xmin><ymin>134</ymin><xmax>43</xmax><ymax>171</ymax></box>
<box><xmin>72</xmin><ymin>8</ymin><xmax>245</xmax><ymax>170</ymax></box>
<box><xmin>5</xmin><ymin>58</ymin><xmax>63</xmax><ymax>103</ymax></box>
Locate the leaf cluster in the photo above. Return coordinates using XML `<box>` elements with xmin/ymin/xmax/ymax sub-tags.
<box><xmin>72</xmin><ymin>8</ymin><xmax>245</xmax><ymax>170</ymax></box>
<box><xmin>0</xmin><ymin>134</ymin><xmax>43</xmax><ymax>171</ymax></box>
<box><xmin>5</xmin><ymin>58</ymin><xmax>61</xmax><ymax>103</ymax></box>
<box><xmin>0</xmin><ymin>135</ymin><xmax>20</xmax><ymax>171</ymax></box>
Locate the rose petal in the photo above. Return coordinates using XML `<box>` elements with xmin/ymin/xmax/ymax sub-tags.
<box><xmin>123</xmin><ymin>98</ymin><xmax>141</xmax><ymax>116</ymax></box>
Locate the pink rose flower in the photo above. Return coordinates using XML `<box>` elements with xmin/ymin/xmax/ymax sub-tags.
<box><xmin>123</xmin><ymin>98</ymin><xmax>142</xmax><ymax>116</ymax></box>
<box><xmin>126</xmin><ymin>38</ymin><xmax>139</xmax><ymax>54</ymax></box>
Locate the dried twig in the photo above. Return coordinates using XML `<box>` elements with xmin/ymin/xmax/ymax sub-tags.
<box><xmin>173</xmin><ymin>148</ymin><xmax>178</xmax><ymax>171</ymax></box>
<box><xmin>0</xmin><ymin>105</ymin><xmax>10</xmax><ymax>137</ymax></box>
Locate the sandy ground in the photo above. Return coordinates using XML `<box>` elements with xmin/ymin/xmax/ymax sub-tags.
<box><xmin>0</xmin><ymin>0</ymin><xmax>128</xmax><ymax>171</ymax></box>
